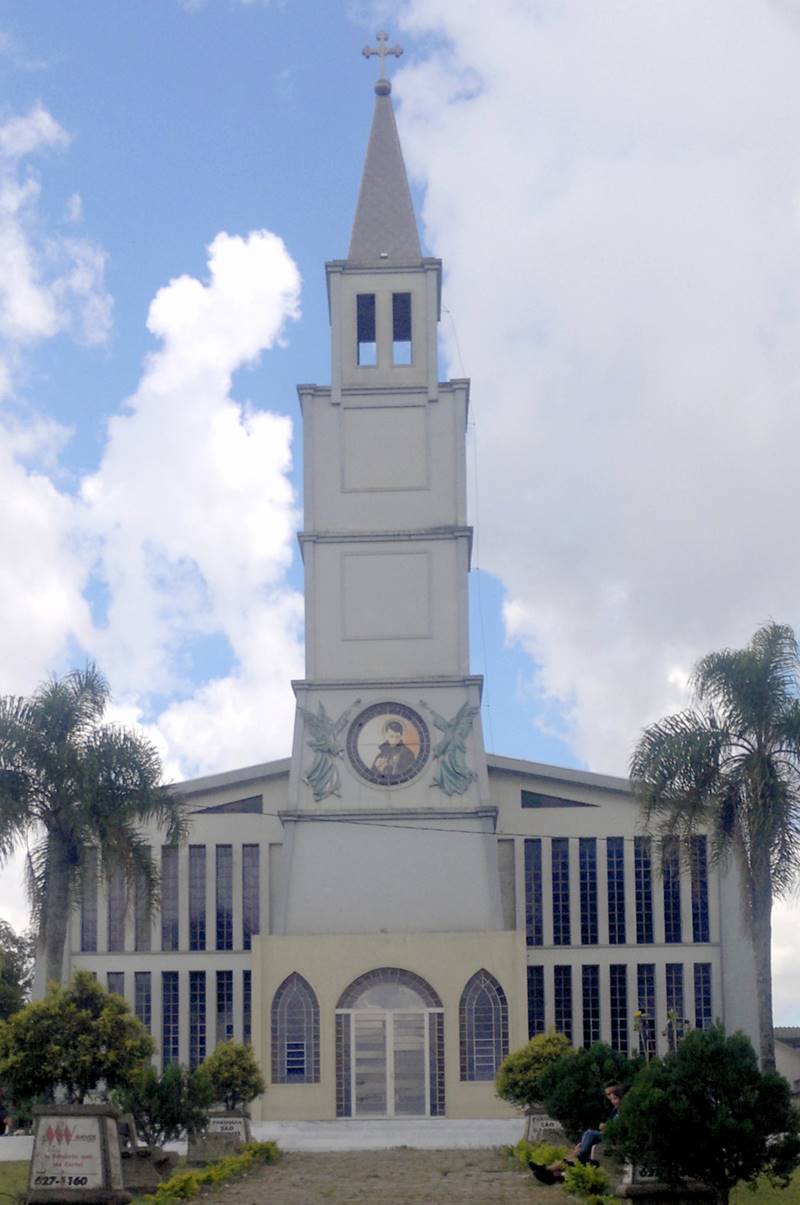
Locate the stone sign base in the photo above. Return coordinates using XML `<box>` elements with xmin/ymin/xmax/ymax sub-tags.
<box><xmin>524</xmin><ymin>1110</ymin><xmax>568</xmax><ymax>1148</ymax></box>
<box><xmin>618</xmin><ymin>1163</ymin><xmax>716</xmax><ymax>1204</ymax></box>
<box><xmin>28</xmin><ymin>1104</ymin><xmax>130</xmax><ymax>1205</ymax></box>
<box><xmin>186</xmin><ymin>1112</ymin><xmax>251</xmax><ymax>1166</ymax></box>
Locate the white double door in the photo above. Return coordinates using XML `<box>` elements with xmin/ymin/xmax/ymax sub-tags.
<box><xmin>351</xmin><ymin>1010</ymin><xmax>429</xmax><ymax>1117</ymax></box>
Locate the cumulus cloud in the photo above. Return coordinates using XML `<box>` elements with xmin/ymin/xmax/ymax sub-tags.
<box><xmin>81</xmin><ymin>228</ymin><xmax>304</xmax><ymax>776</ymax></box>
<box><xmin>0</xmin><ymin>104</ymin><xmax>112</xmax><ymax>392</ymax></box>
<box><xmin>396</xmin><ymin>0</ymin><xmax>800</xmax><ymax>773</ymax></box>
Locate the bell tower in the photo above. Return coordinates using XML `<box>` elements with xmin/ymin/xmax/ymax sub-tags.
<box><xmin>273</xmin><ymin>39</ymin><xmax>502</xmax><ymax>938</ymax></box>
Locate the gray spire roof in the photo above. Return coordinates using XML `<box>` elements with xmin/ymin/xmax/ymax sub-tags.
<box><xmin>347</xmin><ymin>80</ymin><xmax>422</xmax><ymax>267</ymax></box>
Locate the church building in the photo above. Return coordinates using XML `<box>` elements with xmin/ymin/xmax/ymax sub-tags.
<box><xmin>66</xmin><ymin>45</ymin><xmax>759</xmax><ymax>1121</ymax></box>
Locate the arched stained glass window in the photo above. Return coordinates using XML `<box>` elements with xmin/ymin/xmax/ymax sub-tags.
<box><xmin>459</xmin><ymin>969</ymin><xmax>508</xmax><ymax>1082</ymax></box>
<box><xmin>271</xmin><ymin>973</ymin><xmax>320</xmax><ymax>1084</ymax></box>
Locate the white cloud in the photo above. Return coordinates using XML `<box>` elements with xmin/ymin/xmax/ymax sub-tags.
<box><xmin>0</xmin><ymin>105</ymin><xmax>112</xmax><ymax>392</ymax></box>
<box><xmin>397</xmin><ymin>0</ymin><xmax>800</xmax><ymax>774</ymax></box>
<box><xmin>81</xmin><ymin>228</ymin><xmax>304</xmax><ymax>777</ymax></box>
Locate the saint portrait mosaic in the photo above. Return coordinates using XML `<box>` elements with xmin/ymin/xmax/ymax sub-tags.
<box><xmin>346</xmin><ymin>701</ymin><xmax>430</xmax><ymax>787</ymax></box>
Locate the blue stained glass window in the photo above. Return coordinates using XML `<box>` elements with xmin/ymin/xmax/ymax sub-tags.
<box><xmin>607</xmin><ymin>837</ymin><xmax>626</xmax><ymax>944</ymax></box>
<box><xmin>135</xmin><ymin>971</ymin><xmax>151</xmax><ymax>1032</ymax></box>
<box><xmin>189</xmin><ymin>971</ymin><xmax>206</xmax><ymax>1069</ymax></box>
<box><xmin>554</xmin><ymin>965</ymin><xmax>573</xmax><ymax>1041</ymax></box>
<box><xmin>242</xmin><ymin>845</ymin><xmax>260</xmax><ymax>951</ymax></box>
<box><xmin>524</xmin><ymin>839</ymin><xmax>543</xmax><ymax>947</ymax></box>
<box><xmin>162</xmin><ymin>972</ymin><xmax>179</xmax><ymax>1067</ymax></box>
<box><xmin>216</xmin><ymin>970</ymin><xmax>233</xmax><ymax>1043</ymax></box>
<box><xmin>216</xmin><ymin>845</ymin><xmax>233</xmax><ymax>951</ymax></box>
<box><xmin>665</xmin><ymin>962</ymin><xmax>686</xmax><ymax>1050</ymax></box>
<box><xmin>189</xmin><ymin>846</ymin><xmax>206</xmax><ymax>952</ymax></box>
<box><xmin>663</xmin><ymin>837</ymin><xmax>682</xmax><ymax>943</ymax></box>
<box><xmin>691</xmin><ymin>836</ymin><xmax>710</xmax><ymax>942</ymax></box>
<box><xmin>609</xmin><ymin>964</ymin><xmax>628</xmax><ymax>1054</ymax></box>
<box><xmin>694</xmin><ymin>963</ymin><xmax>712</xmax><ymax>1029</ymax></box>
<box><xmin>636</xmin><ymin>964</ymin><xmax>657</xmax><ymax>1060</ymax></box>
<box><xmin>161</xmin><ymin>847</ymin><xmax>179</xmax><ymax>952</ymax></box>
<box><xmin>459</xmin><ymin>970</ymin><xmax>509</xmax><ymax>1081</ymax></box>
<box><xmin>243</xmin><ymin>970</ymin><xmax>252</xmax><ymax>1046</ymax></box>
<box><xmin>634</xmin><ymin>836</ymin><xmax>654</xmax><ymax>944</ymax></box>
<box><xmin>527</xmin><ymin>965</ymin><xmax>545</xmax><ymax>1038</ymax></box>
<box><xmin>107</xmin><ymin>971</ymin><xmax>124</xmax><ymax>997</ymax></box>
<box><xmin>582</xmin><ymin>965</ymin><xmax>600</xmax><ymax>1048</ymax></box>
<box><xmin>552</xmin><ymin>838</ymin><xmax>571</xmax><ymax>946</ymax></box>
<box><xmin>134</xmin><ymin>853</ymin><xmax>151</xmax><ymax>952</ymax></box>
<box><xmin>272</xmin><ymin>973</ymin><xmax>320</xmax><ymax>1083</ymax></box>
<box><xmin>81</xmin><ymin>853</ymin><xmax>98</xmax><ymax>953</ymax></box>
<box><xmin>107</xmin><ymin>867</ymin><xmax>126</xmax><ymax>952</ymax></box>
<box><xmin>579</xmin><ymin>839</ymin><xmax>598</xmax><ymax>945</ymax></box>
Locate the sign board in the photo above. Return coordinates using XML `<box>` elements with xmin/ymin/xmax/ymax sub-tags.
<box><xmin>207</xmin><ymin>1115</ymin><xmax>248</xmax><ymax>1140</ymax></box>
<box><xmin>29</xmin><ymin>1115</ymin><xmax>104</xmax><ymax>1192</ymax></box>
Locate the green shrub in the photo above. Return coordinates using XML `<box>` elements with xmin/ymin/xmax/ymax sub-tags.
<box><xmin>150</xmin><ymin>1142</ymin><xmax>279</xmax><ymax>1202</ymax></box>
<box><xmin>562</xmin><ymin>1161</ymin><xmax>610</xmax><ymax>1198</ymax></box>
<box><xmin>496</xmin><ymin>1030</ymin><xmax>573</xmax><ymax>1113</ymax></box>
<box><xmin>540</xmin><ymin>1041</ymin><xmax>638</xmax><ymax>1141</ymax></box>
<box><xmin>0</xmin><ymin>970</ymin><xmax>153</xmax><ymax>1105</ymax></box>
<box><xmin>606</xmin><ymin>1024</ymin><xmax>800</xmax><ymax>1205</ymax></box>
<box><xmin>200</xmin><ymin>1041</ymin><xmax>265</xmax><ymax>1111</ymax></box>
<box><xmin>510</xmin><ymin>1138</ymin><xmax>569</xmax><ymax>1171</ymax></box>
<box><xmin>113</xmin><ymin>1062</ymin><xmax>214</xmax><ymax>1145</ymax></box>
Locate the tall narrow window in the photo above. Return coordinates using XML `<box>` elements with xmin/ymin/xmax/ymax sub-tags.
<box><xmin>107</xmin><ymin>866</ymin><xmax>126</xmax><ymax>952</ymax></box>
<box><xmin>356</xmin><ymin>293</ymin><xmax>376</xmax><ymax>365</ymax></box>
<box><xmin>579</xmin><ymin>838</ymin><xmax>598</xmax><ymax>945</ymax></box>
<box><xmin>636</xmin><ymin>964</ymin><xmax>657</xmax><ymax>1060</ymax></box>
<box><xmin>189</xmin><ymin>971</ymin><xmax>206</xmax><ymax>1069</ymax></box>
<box><xmin>663</xmin><ymin>837</ymin><xmax>682</xmax><ymax>943</ymax></box>
<box><xmin>554</xmin><ymin>965</ymin><xmax>573</xmax><ymax>1041</ymax></box>
<box><xmin>81</xmin><ymin>853</ymin><xmax>98</xmax><ymax>953</ymax></box>
<box><xmin>459</xmin><ymin>970</ymin><xmax>509</xmax><ymax>1081</ymax></box>
<box><xmin>524</xmin><ymin>838</ymin><xmax>543</xmax><ymax>947</ymax></box>
<box><xmin>691</xmin><ymin>835</ymin><xmax>710</xmax><ymax>942</ymax></box>
<box><xmin>243</xmin><ymin>970</ymin><xmax>252</xmax><ymax>1046</ymax></box>
<box><xmin>161</xmin><ymin>846</ymin><xmax>179</xmax><ymax>952</ymax></box>
<box><xmin>134</xmin><ymin>852</ymin><xmax>151</xmax><ymax>952</ymax></box>
<box><xmin>162</xmin><ymin>972</ymin><xmax>179</xmax><ymax>1067</ymax></box>
<box><xmin>609</xmin><ymin>965</ymin><xmax>628</xmax><ymax>1054</ymax></box>
<box><xmin>107</xmin><ymin>971</ymin><xmax>124</xmax><ymax>997</ymax></box>
<box><xmin>582</xmin><ymin>965</ymin><xmax>600</xmax><ymax>1048</ymax></box>
<box><xmin>216</xmin><ymin>845</ymin><xmax>233</xmax><ymax>951</ymax></box>
<box><xmin>694</xmin><ymin>963</ymin><xmax>712</xmax><ymax>1029</ymax></box>
<box><xmin>135</xmin><ymin>971</ymin><xmax>151</xmax><ymax>1032</ymax></box>
<box><xmin>551</xmin><ymin>838</ymin><xmax>571</xmax><ymax>946</ymax></box>
<box><xmin>392</xmin><ymin>292</ymin><xmax>412</xmax><ymax>364</ymax></box>
<box><xmin>607</xmin><ymin>837</ymin><xmax>626</xmax><ymax>944</ymax></box>
<box><xmin>527</xmin><ymin>966</ymin><xmax>545</xmax><ymax>1038</ymax></box>
<box><xmin>634</xmin><ymin>836</ymin><xmax>654</xmax><ymax>944</ymax></box>
<box><xmin>242</xmin><ymin>845</ymin><xmax>260</xmax><ymax>951</ymax></box>
<box><xmin>271</xmin><ymin>972</ymin><xmax>321</xmax><ymax>1084</ymax></box>
<box><xmin>216</xmin><ymin>970</ymin><xmax>233</xmax><ymax>1044</ymax></box>
<box><xmin>665</xmin><ymin>963</ymin><xmax>686</xmax><ymax>1050</ymax></box>
<box><xmin>189</xmin><ymin>845</ymin><xmax>206</xmax><ymax>951</ymax></box>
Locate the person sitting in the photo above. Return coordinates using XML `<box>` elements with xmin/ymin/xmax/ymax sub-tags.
<box><xmin>531</xmin><ymin>1083</ymin><xmax>624</xmax><ymax>1184</ymax></box>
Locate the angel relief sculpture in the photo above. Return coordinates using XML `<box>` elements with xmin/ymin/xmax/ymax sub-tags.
<box><xmin>419</xmin><ymin>699</ymin><xmax>479</xmax><ymax>796</ymax></box>
<box><xmin>299</xmin><ymin>698</ymin><xmax>361</xmax><ymax>802</ymax></box>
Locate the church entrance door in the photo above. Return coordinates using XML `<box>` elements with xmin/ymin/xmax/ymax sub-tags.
<box><xmin>352</xmin><ymin>1009</ymin><xmax>428</xmax><ymax>1117</ymax></box>
<box><xmin>336</xmin><ymin>970</ymin><xmax>444</xmax><ymax>1119</ymax></box>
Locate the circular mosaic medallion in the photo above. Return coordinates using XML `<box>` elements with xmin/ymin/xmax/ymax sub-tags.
<box><xmin>346</xmin><ymin>701</ymin><xmax>430</xmax><ymax>787</ymax></box>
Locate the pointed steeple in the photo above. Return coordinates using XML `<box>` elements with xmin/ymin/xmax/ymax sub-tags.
<box><xmin>348</xmin><ymin>76</ymin><xmax>422</xmax><ymax>268</ymax></box>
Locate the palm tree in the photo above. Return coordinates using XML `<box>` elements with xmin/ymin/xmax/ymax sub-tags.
<box><xmin>630</xmin><ymin>621</ymin><xmax>800</xmax><ymax>1070</ymax></box>
<box><xmin>0</xmin><ymin>665</ymin><xmax>185</xmax><ymax>988</ymax></box>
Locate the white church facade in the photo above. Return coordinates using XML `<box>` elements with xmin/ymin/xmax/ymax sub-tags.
<box><xmin>64</xmin><ymin>56</ymin><xmax>760</xmax><ymax>1121</ymax></box>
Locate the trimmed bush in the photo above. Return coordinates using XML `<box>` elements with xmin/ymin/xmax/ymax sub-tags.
<box><xmin>114</xmin><ymin>1062</ymin><xmax>214</xmax><ymax>1145</ymax></box>
<box><xmin>496</xmin><ymin>1030</ymin><xmax>572</xmax><ymax>1113</ymax></box>
<box><xmin>562</xmin><ymin>1161</ymin><xmax>611</xmax><ymax>1198</ymax></box>
<box><xmin>151</xmin><ymin>1141</ymin><xmax>279</xmax><ymax>1202</ymax></box>
<box><xmin>200</xmin><ymin>1041</ymin><xmax>265</xmax><ymax>1111</ymax></box>
<box><xmin>539</xmin><ymin>1041</ymin><xmax>638</xmax><ymax>1141</ymax></box>
<box><xmin>510</xmin><ymin>1138</ymin><xmax>569</xmax><ymax>1172</ymax></box>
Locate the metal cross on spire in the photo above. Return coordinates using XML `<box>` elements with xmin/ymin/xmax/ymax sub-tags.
<box><xmin>362</xmin><ymin>31</ymin><xmax>403</xmax><ymax>80</ymax></box>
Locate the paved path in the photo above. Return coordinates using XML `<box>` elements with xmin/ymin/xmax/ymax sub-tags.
<box><xmin>202</xmin><ymin>1147</ymin><xmax>546</xmax><ymax>1204</ymax></box>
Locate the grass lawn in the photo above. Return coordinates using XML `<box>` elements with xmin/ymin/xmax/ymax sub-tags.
<box><xmin>0</xmin><ymin>1160</ymin><xmax>28</xmax><ymax>1199</ymax></box>
<box><xmin>732</xmin><ymin>1168</ymin><xmax>800</xmax><ymax>1205</ymax></box>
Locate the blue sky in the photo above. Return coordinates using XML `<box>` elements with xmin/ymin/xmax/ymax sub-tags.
<box><xmin>2</xmin><ymin>0</ymin><xmax>800</xmax><ymax>1019</ymax></box>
